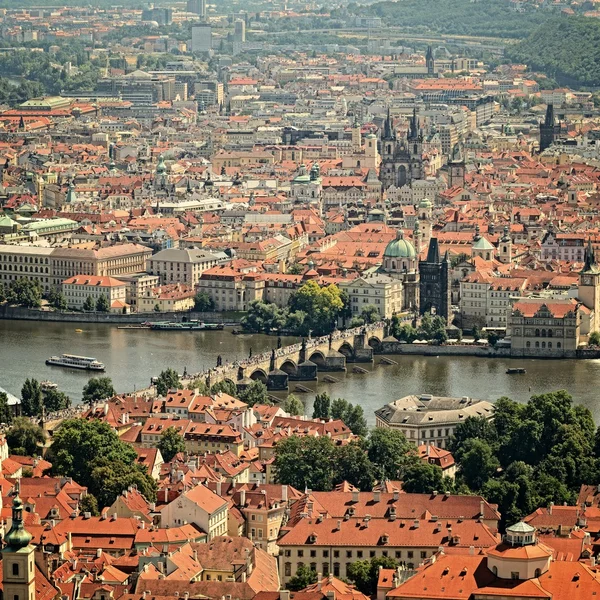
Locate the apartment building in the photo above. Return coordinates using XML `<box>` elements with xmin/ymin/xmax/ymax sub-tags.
<box><xmin>0</xmin><ymin>245</ymin><xmax>54</xmax><ymax>291</ymax></box>
<box><xmin>147</xmin><ymin>248</ymin><xmax>229</xmax><ymax>286</ymax></box>
<box><xmin>62</xmin><ymin>275</ymin><xmax>128</xmax><ymax>311</ymax></box>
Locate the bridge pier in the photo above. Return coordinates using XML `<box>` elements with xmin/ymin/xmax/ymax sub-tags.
<box><xmin>289</xmin><ymin>361</ymin><xmax>318</xmax><ymax>381</ymax></box>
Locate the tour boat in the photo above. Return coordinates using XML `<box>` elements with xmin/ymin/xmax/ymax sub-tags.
<box><xmin>506</xmin><ymin>367</ymin><xmax>527</xmax><ymax>374</ymax></box>
<box><xmin>149</xmin><ymin>320</ymin><xmax>224</xmax><ymax>331</ymax></box>
<box><xmin>46</xmin><ymin>354</ymin><xmax>105</xmax><ymax>371</ymax></box>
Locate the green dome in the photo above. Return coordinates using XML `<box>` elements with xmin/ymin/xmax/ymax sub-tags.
<box><xmin>4</xmin><ymin>496</ymin><xmax>32</xmax><ymax>550</ymax></box>
<box><xmin>419</xmin><ymin>198</ymin><xmax>432</xmax><ymax>209</ymax></box>
<box><xmin>156</xmin><ymin>155</ymin><xmax>167</xmax><ymax>174</ymax></box>
<box><xmin>473</xmin><ymin>236</ymin><xmax>494</xmax><ymax>251</ymax></box>
<box><xmin>384</xmin><ymin>230</ymin><xmax>416</xmax><ymax>259</ymax></box>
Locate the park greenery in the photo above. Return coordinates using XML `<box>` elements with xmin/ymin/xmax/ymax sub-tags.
<box><xmin>241</xmin><ymin>281</ymin><xmax>348</xmax><ymax>336</ymax></box>
<box><xmin>155</xmin><ymin>368</ymin><xmax>182</xmax><ymax>396</ymax></box>
<box><xmin>6</xmin><ymin>418</ymin><xmax>45</xmax><ymax>456</ymax></box>
<box><xmin>274</xmin><ymin>427</ymin><xmax>451</xmax><ymax>493</ymax></box>
<box><xmin>450</xmin><ymin>390</ymin><xmax>597</xmax><ymax>527</ymax></box>
<box><xmin>194</xmin><ymin>291</ymin><xmax>215</xmax><ymax>312</ymax></box>
<box><xmin>312</xmin><ymin>393</ymin><xmax>368</xmax><ymax>437</ymax></box>
<box><xmin>508</xmin><ymin>17</ymin><xmax>600</xmax><ymax>88</ymax></box>
<box><xmin>1</xmin><ymin>278</ymin><xmax>42</xmax><ymax>308</ymax></box>
<box><xmin>21</xmin><ymin>378</ymin><xmax>70</xmax><ymax>417</ymax></box>
<box><xmin>158</xmin><ymin>426</ymin><xmax>186</xmax><ymax>462</ymax></box>
<box><xmin>389</xmin><ymin>312</ymin><xmax>448</xmax><ymax>343</ymax></box>
<box><xmin>48</xmin><ymin>418</ymin><xmax>157</xmax><ymax>507</ymax></box>
<box><xmin>82</xmin><ymin>377</ymin><xmax>116</xmax><ymax>405</ymax></box>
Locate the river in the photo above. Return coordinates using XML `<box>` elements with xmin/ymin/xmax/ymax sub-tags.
<box><xmin>1</xmin><ymin>320</ymin><xmax>600</xmax><ymax>425</ymax></box>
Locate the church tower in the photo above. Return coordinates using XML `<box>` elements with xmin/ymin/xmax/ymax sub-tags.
<box><xmin>352</xmin><ymin>117</ymin><xmax>362</xmax><ymax>152</ymax></box>
<box><xmin>539</xmin><ymin>104</ymin><xmax>559</xmax><ymax>152</ymax></box>
<box><xmin>579</xmin><ymin>240</ymin><xmax>600</xmax><ymax>333</ymax></box>
<box><xmin>419</xmin><ymin>238</ymin><xmax>451</xmax><ymax>320</ymax></box>
<box><xmin>379</xmin><ymin>108</ymin><xmax>424</xmax><ymax>191</ymax></box>
<box><xmin>448</xmin><ymin>143</ymin><xmax>465</xmax><ymax>188</ymax></box>
<box><xmin>3</xmin><ymin>492</ymin><xmax>36</xmax><ymax>600</ymax></box>
<box><xmin>426</xmin><ymin>46</ymin><xmax>435</xmax><ymax>76</ymax></box>
<box><xmin>498</xmin><ymin>225</ymin><xmax>512</xmax><ymax>264</ymax></box>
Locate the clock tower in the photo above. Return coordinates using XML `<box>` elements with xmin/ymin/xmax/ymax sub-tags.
<box><xmin>579</xmin><ymin>240</ymin><xmax>600</xmax><ymax>334</ymax></box>
<box><xmin>2</xmin><ymin>491</ymin><xmax>35</xmax><ymax>600</ymax></box>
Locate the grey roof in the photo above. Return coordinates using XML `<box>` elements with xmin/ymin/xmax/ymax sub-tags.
<box><xmin>150</xmin><ymin>248</ymin><xmax>228</xmax><ymax>264</ymax></box>
<box><xmin>507</xmin><ymin>521</ymin><xmax>535</xmax><ymax>534</ymax></box>
<box><xmin>375</xmin><ymin>394</ymin><xmax>494</xmax><ymax>426</ymax></box>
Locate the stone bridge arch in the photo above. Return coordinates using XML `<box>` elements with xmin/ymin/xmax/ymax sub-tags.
<box><xmin>279</xmin><ymin>359</ymin><xmax>298</xmax><ymax>376</ymax></box>
<box><xmin>249</xmin><ymin>369</ymin><xmax>268</xmax><ymax>383</ymax></box>
<box><xmin>336</xmin><ymin>341</ymin><xmax>355</xmax><ymax>360</ymax></box>
<box><xmin>368</xmin><ymin>336</ymin><xmax>382</xmax><ymax>352</ymax></box>
<box><xmin>308</xmin><ymin>351</ymin><xmax>327</xmax><ymax>369</ymax></box>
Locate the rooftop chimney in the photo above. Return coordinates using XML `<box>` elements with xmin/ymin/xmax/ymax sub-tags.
<box><xmin>352</xmin><ymin>490</ymin><xmax>359</xmax><ymax>503</ymax></box>
<box><xmin>240</xmin><ymin>489</ymin><xmax>246</xmax><ymax>507</ymax></box>
<box><xmin>373</xmin><ymin>491</ymin><xmax>381</xmax><ymax>503</ymax></box>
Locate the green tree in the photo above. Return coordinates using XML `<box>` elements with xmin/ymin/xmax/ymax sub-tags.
<box><xmin>331</xmin><ymin>398</ymin><xmax>368</xmax><ymax>437</ymax></box>
<box><xmin>401</xmin><ymin>460</ymin><xmax>446</xmax><ymax>493</ymax></box>
<box><xmin>360</xmin><ymin>305</ymin><xmax>380</xmax><ymax>325</ymax></box>
<box><xmin>43</xmin><ymin>389</ymin><xmax>71</xmax><ymax>413</ymax></box>
<box><xmin>347</xmin><ymin>556</ymin><xmax>398</xmax><ymax>595</ymax></box>
<box><xmin>6</xmin><ymin>418</ymin><xmax>44</xmax><ymax>456</ymax></box>
<box><xmin>194</xmin><ymin>292</ymin><xmax>215</xmax><ymax>312</ymax></box>
<box><xmin>7</xmin><ymin>278</ymin><xmax>42</xmax><ymax>308</ymax></box>
<box><xmin>283</xmin><ymin>394</ymin><xmax>304</xmax><ymax>416</ymax></box>
<box><xmin>274</xmin><ymin>435</ymin><xmax>337</xmax><ymax>491</ymax></box>
<box><xmin>154</xmin><ymin>304</ymin><xmax>161</xmax><ymax>312</ymax></box>
<box><xmin>287</xmin><ymin>564</ymin><xmax>317</xmax><ymax>591</ymax></box>
<box><xmin>286</xmin><ymin>263</ymin><xmax>304</xmax><ymax>275</ymax></box>
<box><xmin>211</xmin><ymin>380</ymin><xmax>238</xmax><ymax>396</ymax></box>
<box><xmin>158</xmin><ymin>426</ymin><xmax>186</xmax><ymax>462</ymax></box>
<box><xmin>0</xmin><ymin>391</ymin><xmax>13</xmax><ymax>425</ymax></box>
<box><xmin>239</xmin><ymin>380</ymin><xmax>269</xmax><ymax>406</ymax></box>
<box><xmin>312</xmin><ymin>392</ymin><xmax>331</xmax><ymax>420</ymax></box>
<box><xmin>589</xmin><ymin>331</ymin><xmax>600</xmax><ymax>346</ymax></box>
<box><xmin>288</xmin><ymin>280</ymin><xmax>344</xmax><ymax>335</ymax></box>
<box><xmin>487</xmin><ymin>331</ymin><xmax>500</xmax><ymax>346</ymax></box>
<box><xmin>20</xmin><ymin>378</ymin><xmax>42</xmax><ymax>417</ymax></box>
<box><xmin>155</xmin><ymin>368</ymin><xmax>181</xmax><ymax>396</ymax></box>
<box><xmin>82</xmin><ymin>377</ymin><xmax>116</xmax><ymax>405</ymax></box>
<box><xmin>83</xmin><ymin>295</ymin><xmax>95</xmax><ymax>311</ymax></box>
<box><xmin>457</xmin><ymin>438</ymin><xmax>499</xmax><ymax>490</ymax></box>
<box><xmin>96</xmin><ymin>294</ymin><xmax>110</xmax><ymax>312</ymax></box>
<box><xmin>242</xmin><ymin>299</ymin><xmax>287</xmax><ymax>333</ymax></box>
<box><xmin>48</xmin><ymin>419</ymin><xmax>156</xmax><ymax>507</ymax></box>
<box><xmin>367</xmin><ymin>428</ymin><xmax>418</xmax><ymax>480</ymax></box>
<box><xmin>47</xmin><ymin>288</ymin><xmax>67</xmax><ymax>310</ymax></box>
<box><xmin>335</xmin><ymin>441</ymin><xmax>376</xmax><ymax>491</ymax></box>
<box><xmin>80</xmin><ymin>493</ymin><xmax>99</xmax><ymax>516</ymax></box>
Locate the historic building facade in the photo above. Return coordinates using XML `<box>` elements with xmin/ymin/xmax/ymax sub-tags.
<box><xmin>419</xmin><ymin>237</ymin><xmax>451</xmax><ymax>320</ymax></box>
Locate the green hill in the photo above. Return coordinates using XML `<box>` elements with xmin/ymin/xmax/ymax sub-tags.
<box><xmin>507</xmin><ymin>17</ymin><xmax>600</xmax><ymax>88</ymax></box>
<box><xmin>358</xmin><ymin>0</ymin><xmax>553</xmax><ymax>39</ymax></box>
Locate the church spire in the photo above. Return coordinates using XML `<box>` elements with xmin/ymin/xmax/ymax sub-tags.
<box><xmin>408</xmin><ymin>108</ymin><xmax>419</xmax><ymax>141</ymax></box>
<box><xmin>383</xmin><ymin>107</ymin><xmax>394</xmax><ymax>140</ymax></box>
<box><xmin>582</xmin><ymin>239</ymin><xmax>599</xmax><ymax>274</ymax></box>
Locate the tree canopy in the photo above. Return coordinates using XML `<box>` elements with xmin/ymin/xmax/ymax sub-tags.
<box><xmin>450</xmin><ymin>391</ymin><xmax>598</xmax><ymax>526</ymax></box>
<box><xmin>6</xmin><ymin>418</ymin><xmax>45</xmax><ymax>456</ymax></box>
<box><xmin>82</xmin><ymin>377</ymin><xmax>115</xmax><ymax>405</ymax></box>
<box><xmin>155</xmin><ymin>369</ymin><xmax>181</xmax><ymax>397</ymax></box>
<box><xmin>48</xmin><ymin>419</ymin><xmax>156</xmax><ymax>507</ymax></box>
<box><xmin>158</xmin><ymin>426</ymin><xmax>186</xmax><ymax>462</ymax></box>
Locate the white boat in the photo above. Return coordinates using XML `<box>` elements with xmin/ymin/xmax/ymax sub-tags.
<box><xmin>46</xmin><ymin>354</ymin><xmax>105</xmax><ymax>371</ymax></box>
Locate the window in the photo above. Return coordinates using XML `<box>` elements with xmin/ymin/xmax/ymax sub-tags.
<box><xmin>310</xmin><ymin>550</ymin><xmax>316</xmax><ymax>558</ymax></box>
<box><xmin>534</xmin><ymin>568</ymin><xmax>541</xmax><ymax>577</ymax></box>
<box><xmin>12</xmin><ymin>563</ymin><xmax>18</xmax><ymax>576</ymax></box>
<box><xmin>333</xmin><ymin>563</ymin><xmax>340</xmax><ymax>576</ymax></box>
<box><xmin>297</xmin><ymin>550</ymin><xmax>304</xmax><ymax>557</ymax></box>
<box><xmin>407</xmin><ymin>551</ymin><xmax>413</xmax><ymax>559</ymax></box>
<box><xmin>346</xmin><ymin>551</ymin><xmax>352</xmax><ymax>558</ymax></box>
<box><xmin>370</xmin><ymin>551</ymin><xmax>376</xmax><ymax>558</ymax></box>
<box><xmin>357</xmin><ymin>551</ymin><xmax>363</xmax><ymax>558</ymax></box>
<box><xmin>284</xmin><ymin>563</ymin><xmax>291</xmax><ymax>577</ymax></box>
<box><xmin>511</xmin><ymin>572</ymin><xmax>519</xmax><ymax>580</ymax></box>
<box><xmin>492</xmin><ymin>566</ymin><xmax>498</xmax><ymax>576</ymax></box>
<box><xmin>334</xmin><ymin>550</ymin><xmax>339</xmax><ymax>558</ymax></box>
<box><xmin>323</xmin><ymin>563</ymin><xmax>329</xmax><ymax>575</ymax></box>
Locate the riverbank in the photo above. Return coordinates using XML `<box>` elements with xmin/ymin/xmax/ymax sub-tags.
<box><xmin>0</xmin><ymin>304</ymin><xmax>242</xmax><ymax>324</ymax></box>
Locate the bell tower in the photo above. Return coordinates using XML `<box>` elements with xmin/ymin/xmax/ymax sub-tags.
<box><xmin>579</xmin><ymin>240</ymin><xmax>600</xmax><ymax>333</ymax></box>
<box><xmin>3</xmin><ymin>491</ymin><xmax>35</xmax><ymax>600</ymax></box>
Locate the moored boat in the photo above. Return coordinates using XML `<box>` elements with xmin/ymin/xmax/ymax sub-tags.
<box><xmin>149</xmin><ymin>320</ymin><xmax>224</xmax><ymax>331</ymax></box>
<box><xmin>46</xmin><ymin>354</ymin><xmax>105</xmax><ymax>371</ymax></box>
<box><xmin>506</xmin><ymin>367</ymin><xmax>527</xmax><ymax>374</ymax></box>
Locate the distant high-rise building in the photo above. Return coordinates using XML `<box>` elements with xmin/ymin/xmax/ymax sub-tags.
<box><xmin>141</xmin><ymin>6</ymin><xmax>173</xmax><ymax>25</ymax></box>
<box><xmin>187</xmin><ymin>0</ymin><xmax>206</xmax><ymax>18</ymax></box>
<box><xmin>234</xmin><ymin>19</ymin><xmax>246</xmax><ymax>43</ymax></box>
<box><xmin>192</xmin><ymin>23</ymin><xmax>212</xmax><ymax>53</ymax></box>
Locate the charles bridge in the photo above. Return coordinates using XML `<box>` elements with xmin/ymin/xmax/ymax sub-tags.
<box><xmin>188</xmin><ymin>323</ymin><xmax>387</xmax><ymax>392</ymax></box>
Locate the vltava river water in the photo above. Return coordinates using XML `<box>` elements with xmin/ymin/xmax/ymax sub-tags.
<box><xmin>1</xmin><ymin>320</ymin><xmax>600</xmax><ymax>425</ymax></box>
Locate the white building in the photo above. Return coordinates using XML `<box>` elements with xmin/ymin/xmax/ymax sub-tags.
<box><xmin>159</xmin><ymin>484</ymin><xmax>228</xmax><ymax>539</ymax></box>
<box><xmin>62</xmin><ymin>275</ymin><xmax>128</xmax><ymax>311</ymax></box>
<box><xmin>375</xmin><ymin>394</ymin><xmax>494</xmax><ymax>448</ymax></box>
